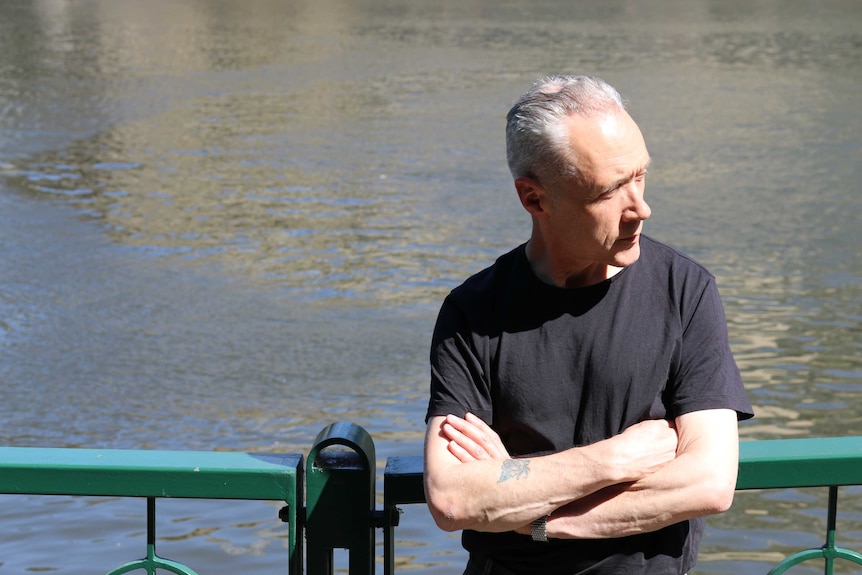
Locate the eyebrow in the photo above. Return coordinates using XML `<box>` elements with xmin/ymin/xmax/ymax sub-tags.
<box><xmin>602</xmin><ymin>158</ymin><xmax>652</xmax><ymax>194</ymax></box>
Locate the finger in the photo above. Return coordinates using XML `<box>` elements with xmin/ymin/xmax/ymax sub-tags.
<box><xmin>463</xmin><ymin>413</ymin><xmax>510</xmax><ymax>458</ymax></box>
<box><xmin>445</xmin><ymin>413</ymin><xmax>476</xmax><ymax>431</ymax></box>
<box><xmin>464</xmin><ymin>413</ymin><xmax>498</xmax><ymax>436</ymax></box>
<box><xmin>447</xmin><ymin>439</ymin><xmax>478</xmax><ymax>463</ymax></box>
<box><xmin>444</xmin><ymin>414</ymin><xmax>510</xmax><ymax>459</ymax></box>
<box><xmin>442</xmin><ymin>423</ymin><xmax>489</xmax><ymax>460</ymax></box>
<box><xmin>465</xmin><ymin>412</ymin><xmax>490</xmax><ymax>427</ymax></box>
<box><xmin>450</xmin><ymin>413</ymin><xmax>492</xmax><ymax>437</ymax></box>
<box><xmin>448</xmin><ymin>416</ymin><xmax>494</xmax><ymax>450</ymax></box>
<box><xmin>459</xmin><ymin>414</ymin><xmax>510</xmax><ymax>458</ymax></box>
<box><xmin>444</xmin><ymin>416</ymin><xmax>489</xmax><ymax>445</ymax></box>
<box><xmin>441</xmin><ymin>420</ymin><xmax>473</xmax><ymax>441</ymax></box>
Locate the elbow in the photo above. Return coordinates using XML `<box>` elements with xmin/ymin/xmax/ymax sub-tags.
<box><xmin>714</xmin><ymin>486</ymin><xmax>736</xmax><ymax>514</ymax></box>
<box><xmin>699</xmin><ymin>477</ymin><xmax>737</xmax><ymax>515</ymax></box>
<box><xmin>428</xmin><ymin>504</ymin><xmax>462</xmax><ymax>533</ymax></box>
<box><xmin>424</xmin><ymin>480</ymin><xmax>477</xmax><ymax>532</ymax></box>
<box><xmin>703</xmin><ymin>489</ymin><xmax>734</xmax><ymax>516</ymax></box>
<box><xmin>425</xmin><ymin>492</ymin><xmax>467</xmax><ymax>532</ymax></box>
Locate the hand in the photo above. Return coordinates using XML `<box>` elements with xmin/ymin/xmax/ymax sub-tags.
<box><xmin>441</xmin><ymin>413</ymin><xmax>511</xmax><ymax>463</ymax></box>
<box><xmin>607</xmin><ymin>419</ymin><xmax>679</xmax><ymax>482</ymax></box>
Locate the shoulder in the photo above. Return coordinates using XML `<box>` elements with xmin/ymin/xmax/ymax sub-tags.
<box><xmin>433</xmin><ymin>244</ymin><xmax>528</xmax><ymax>338</ymax></box>
<box><xmin>446</xmin><ymin>244</ymin><xmax>527</xmax><ymax>305</ymax></box>
<box><xmin>636</xmin><ymin>235</ymin><xmax>716</xmax><ymax>288</ymax></box>
<box><xmin>639</xmin><ymin>236</ymin><xmax>713</xmax><ymax>275</ymax></box>
<box><xmin>631</xmin><ymin>236</ymin><xmax>725</xmax><ymax>323</ymax></box>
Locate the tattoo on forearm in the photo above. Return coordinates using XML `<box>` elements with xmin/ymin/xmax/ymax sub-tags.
<box><xmin>498</xmin><ymin>459</ymin><xmax>530</xmax><ymax>483</ymax></box>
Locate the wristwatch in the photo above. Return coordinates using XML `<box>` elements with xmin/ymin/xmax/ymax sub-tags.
<box><xmin>530</xmin><ymin>515</ymin><xmax>549</xmax><ymax>542</ymax></box>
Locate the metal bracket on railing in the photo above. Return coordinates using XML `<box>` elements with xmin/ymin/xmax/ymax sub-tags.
<box><xmin>106</xmin><ymin>498</ymin><xmax>200</xmax><ymax>575</ymax></box>
<box><xmin>305</xmin><ymin>422</ymin><xmax>377</xmax><ymax>575</ymax></box>
<box><xmin>278</xmin><ymin>504</ymin><xmax>292</xmax><ymax>523</ymax></box>
<box><xmin>766</xmin><ymin>486</ymin><xmax>862</xmax><ymax>575</ymax></box>
<box><xmin>371</xmin><ymin>507</ymin><xmax>402</xmax><ymax>529</ymax></box>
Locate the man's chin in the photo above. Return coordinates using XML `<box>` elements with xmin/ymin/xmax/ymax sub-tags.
<box><xmin>612</xmin><ymin>242</ymin><xmax>642</xmax><ymax>268</ymax></box>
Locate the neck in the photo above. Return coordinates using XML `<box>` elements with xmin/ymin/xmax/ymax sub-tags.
<box><xmin>525</xmin><ymin>235</ymin><xmax>623</xmax><ymax>289</ymax></box>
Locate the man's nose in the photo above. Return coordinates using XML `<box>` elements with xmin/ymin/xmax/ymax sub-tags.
<box><xmin>623</xmin><ymin>185</ymin><xmax>651</xmax><ymax>221</ymax></box>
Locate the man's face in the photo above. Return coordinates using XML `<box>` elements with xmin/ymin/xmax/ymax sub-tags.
<box><xmin>543</xmin><ymin>110</ymin><xmax>652</xmax><ymax>270</ymax></box>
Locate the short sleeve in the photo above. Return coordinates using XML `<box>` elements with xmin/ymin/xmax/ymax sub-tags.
<box><xmin>426</xmin><ymin>294</ymin><xmax>494</xmax><ymax>423</ymax></box>
<box><xmin>668</xmin><ymin>278</ymin><xmax>753</xmax><ymax>421</ymax></box>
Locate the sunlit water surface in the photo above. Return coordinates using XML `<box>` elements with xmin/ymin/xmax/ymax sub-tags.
<box><xmin>1</xmin><ymin>0</ymin><xmax>861</xmax><ymax>573</ymax></box>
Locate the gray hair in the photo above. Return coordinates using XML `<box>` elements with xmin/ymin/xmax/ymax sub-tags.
<box><xmin>505</xmin><ymin>75</ymin><xmax>626</xmax><ymax>183</ymax></box>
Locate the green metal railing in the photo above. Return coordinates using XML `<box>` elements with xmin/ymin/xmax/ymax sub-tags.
<box><xmin>0</xmin><ymin>446</ymin><xmax>303</xmax><ymax>574</ymax></box>
<box><xmin>384</xmin><ymin>435</ymin><xmax>862</xmax><ymax>575</ymax></box>
<box><xmin>736</xmin><ymin>437</ymin><xmax>862</xmax><ymax>575</ymax></box>
<box><xmin>1</xmin><ymin>426</ymin><xmax>861</xmax><ymax>574</ymax></box>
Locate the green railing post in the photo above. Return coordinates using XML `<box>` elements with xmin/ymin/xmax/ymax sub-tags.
<box><xmin>305</xmin><ymin>422</ymin><xmax>377</xmax><ymax>575</ymax></box>
<box><xmin>383</xmin><ymin>456</ymin><xmax>423</xmax><ymax>575</ymax></box>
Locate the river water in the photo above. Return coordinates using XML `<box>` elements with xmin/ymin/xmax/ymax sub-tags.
<box><xmin>0</xmin><ymin>0</ymin><xmax>860</xmax><ymax>573</ymax></box>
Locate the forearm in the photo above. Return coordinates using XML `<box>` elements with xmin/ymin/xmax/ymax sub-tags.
<box><xmin>423</xmin><ymin>414</ymin><xmax>679</xmax><ymax>533</ymax></box>
<box><xmin>541</xmin><ymin>410</ymin><xmax>740</xmax><ymax>539</ymax></box>
<box><xmin>424</xmin><ymin>443</ymin><xmax>617</xmax><ymax>533</ymax></box>
<box><xmin>545</xmin><ymin>452</ymin><xmax>734</xmax><ymax>538</ymax></box>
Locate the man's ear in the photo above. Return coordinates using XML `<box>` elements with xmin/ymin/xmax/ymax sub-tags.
<box><xmin>515</xmin><ymin>177</ymin><xmax>549</xmax><ymax>217</ymax></box>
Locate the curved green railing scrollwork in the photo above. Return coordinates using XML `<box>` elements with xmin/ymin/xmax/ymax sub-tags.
<box><xmin>767</xmin><ymin>486</ymin><xmax>862</xmax><ymax>575</ymax></box>
<box><xmin>105</xmin><ymin>498</ymin><xmax>200</xmax><ymax>575</ymax></box>
<box><xmin>107</xmin><ymin>555</ymin><xmax>199</xmax><ymax>575</ymax></box>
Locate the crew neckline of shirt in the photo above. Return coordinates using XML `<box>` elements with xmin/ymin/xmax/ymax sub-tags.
<box><xmin>516</xmin><ymin>242</ymin><xmax>637</xmax><ymax>292</ymax></box>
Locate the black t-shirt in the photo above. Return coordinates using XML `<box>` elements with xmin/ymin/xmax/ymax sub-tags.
<box><xmin>426</xmin><ymin>236</ymin><xmax>754</xmax><ymax>575</ymax></box>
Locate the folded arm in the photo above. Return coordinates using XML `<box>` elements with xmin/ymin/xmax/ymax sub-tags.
<box><xmin>533</xmin><ymin>408</ymin><xmax>740</xmax><ymax>539</ymax></box>
<box><xmin>423</xmin><ymin>413</ymin><xmax>679</xmax><ymax>533</ymax></box>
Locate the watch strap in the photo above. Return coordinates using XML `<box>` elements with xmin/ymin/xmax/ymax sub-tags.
<box><xmin>530</xmin><ymin>515</ymin><xmax>549</xmax><ymax>542</ymax></box>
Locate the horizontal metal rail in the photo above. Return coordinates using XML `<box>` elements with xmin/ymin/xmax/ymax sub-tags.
<box><xmin>383</xmin><ymin>436</ymin><xmax>862</xmax><ymax>575</ymax></box>
<box><xmin>2</xmin><ymin>433</ymin><xmax>862</xmax><ymax>574</ymax></box>
<box><xmin>0</xmin><ymin>446</ymin><xmax>303</xmax><ymax>574</ymax></box>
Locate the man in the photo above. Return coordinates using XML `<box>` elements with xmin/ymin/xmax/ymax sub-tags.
<box><xmin>423</xmin><ymin>75</ymin><xmax>753</xmax><ymax>575</ymax></box>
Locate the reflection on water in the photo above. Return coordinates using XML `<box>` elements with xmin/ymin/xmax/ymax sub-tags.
<box><xmin>1</xmin><ymin>0</ymin><xmax>861</xmax><ymax>573</ymax></box>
